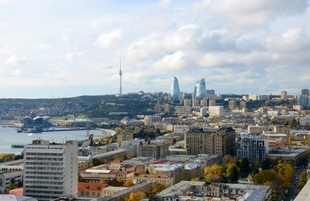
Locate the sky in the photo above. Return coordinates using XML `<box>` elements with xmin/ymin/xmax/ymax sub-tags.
<box><xmin>1</xmin><ymin>0</ymin><xmax>310</xmax><ymax>98</ymax></box>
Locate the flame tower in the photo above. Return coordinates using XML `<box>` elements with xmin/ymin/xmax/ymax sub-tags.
<box><xmin>119</xmin><ymin>58</ymin><xmax>123</xmax><ymax>97</ymax></box>
<box><xmin>170</xmin><ymin>76</ymin><xmax>183</xmax><ymax>104</ymax></box>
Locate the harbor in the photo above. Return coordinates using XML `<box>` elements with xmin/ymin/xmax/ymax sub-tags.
<box><xmin>0</xmin><ymin>126</ymin><xmax>106</xmax><ymax>154</ymax></box>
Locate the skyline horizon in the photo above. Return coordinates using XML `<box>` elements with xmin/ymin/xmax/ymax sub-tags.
<box><xmin>1</xmin><ymin>1</ymin><xmax>310</xmax><ymax>98</ymax></box>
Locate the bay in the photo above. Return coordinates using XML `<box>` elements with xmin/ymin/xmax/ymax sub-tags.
<box><xmin>0</xmin><ymin>126</ymin><xmax>106</xmax><ymax>154</ymax></box>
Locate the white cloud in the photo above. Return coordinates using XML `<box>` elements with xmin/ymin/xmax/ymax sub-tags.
<box><xmin>159</xmin><ymin>0</ymin><xmax>171</xmax><ymax>7</ymax></box>
<box><xmin>64</xmin><ymin>51</ymin><xmax>86</xmax><ymax>63</ymax></box>
<box><xmin>36</xmin><ymin>44</ymin><xmax>52</xmax><ymax>50</ymax></box>
<box><xmin>94</xmin><ymin>29</ymin><xmax>122</xmax><ymax>49</ymax></box>
<box><xmin>13</xmin><ymin>68</ymin><xmax>21</xmax><ymax>76</ymax></box>
<box><xmin>5</xmin><ymin>55</ymin><xmax>27</xmax><ymax>64</ymax></box>
<box><xmin>192</xmin><ymin>0</ymin><xmax>308</xmax><ymax>28</ymax></box>
<box><xmin>153</xmin><ymin>52</ymin><xmax>193</xmax><ymax>72</ymax></box>
<box><xmin>0</xmin><ymin>20</ymin><xmax>10</xmax><ymax>29</ymax></box>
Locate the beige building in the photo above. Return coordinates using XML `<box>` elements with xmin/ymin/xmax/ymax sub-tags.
<box><xmin>117</xmin><ymin>132</ymin><xmax>133</xmax><ymax>146</ymax></box>
<box><xmin>154</xmin><ymin>102</ymin><xmax>162</xmax><ymax>113</ymax></box>
<box><xmin>139</xmin><ymin>140</ymin><xmax>170</xmax><ymax>159</ymax></box>
<box><xmin>185</xmin><ymin>127</ymin><xmax>236</xmax><ymax>158</ymax></box>
<box><xmin>229</xmin><ymin>100</ymin><xmax>236</xmax><ymax>110</ymax></box>
<box><xmin>281</xmin><ymin>90</ymin><xmax>287</xmax><ymax>100</ymax></box>
<box><xmin>209</xmin><ymin>99</ymin><xmax>216</xmax><ymax>106</ymax></box>
<box><xmin>192</xmin><ymin>99</ymin><xmax>199</xmax><ymax>106</ymax></box>
<box><xmin>183</xmin><ymin>99</ymin><xmax>191</xmax><ymax>106</ymax></box>
<box><xmin>200</xmin><ymin>99</ymin><xmax>207</xmax><ymax>106</ymax></box>
<box><xmin>136</xmin><ymin>163</ymin><xmax>184</xmax><ymax>186</ymax></box>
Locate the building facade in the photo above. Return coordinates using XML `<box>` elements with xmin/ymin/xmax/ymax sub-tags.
<box><xmin>185</xmin><ymin>127</ymin><xmax>236</xmax><ymax>158</ymax></box>
<box><xmin>236</xmin><ymin>133</ymin><xmax>269</xmax><ymax>163</ymax></box>
<box><xmin>23</xmin><ymin>140</ymin><xmax>78</xmax><ymax>201</ymax></box>
<box><xmin>139</xmin><ymin>140</ymin><xmax>170</xmax><ymax>159</ymax></box>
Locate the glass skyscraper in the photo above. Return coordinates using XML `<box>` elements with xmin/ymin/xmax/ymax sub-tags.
<box><xmin>192</xmin><ymin>78</ymin><xmax>207</xmax><ymax>100</ymax></box>
<box><xmin>170</xmin><ymin>76</ymin><xmax>183</xmax><ymax>104</ymax></box>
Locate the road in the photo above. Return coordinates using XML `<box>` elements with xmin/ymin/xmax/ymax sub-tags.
<box><xmin>284</xmin><ymin>166</ymin><xmax>307</xmax><ymax>201</ymax></box>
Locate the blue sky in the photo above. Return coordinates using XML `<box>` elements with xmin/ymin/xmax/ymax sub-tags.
<box><xmin>1</xmin><ymin>0</ymin><xmax>310</xmax><ymax>98</ymax></box>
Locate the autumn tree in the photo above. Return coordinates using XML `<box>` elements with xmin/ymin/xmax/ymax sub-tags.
<box><xmin>151</xmin><ymin>183</ymin><xmax>169</xmax><ymax>194</ymax></box>
<box><xmin>99</xmin><ymin>177</ymin><xmax>106</xmax><ymax>184</ymax></box>
<box><xmin>253</xmin><ymin>169</ymin><xmax>278</xmax><ymax>184</ymax></box>
<box><xmin>128</xmin><ymin>191</ymin><xmax>146</xmax><ymax>201</ymax></box>
<box><xmin>123</xmin><ymin>178</ymin><xmax>134</xmax><ymax>187</ymax></box>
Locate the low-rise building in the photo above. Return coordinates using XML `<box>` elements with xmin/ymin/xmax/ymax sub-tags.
<box><xmin>155</xmin><ymin>181</ymin><xmax>272</xmax><ymax>201</ymax></box>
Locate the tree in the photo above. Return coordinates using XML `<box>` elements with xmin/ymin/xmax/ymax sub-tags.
<box><xmin>230</xmin><ymin>166</ymin><xmax>239</xmax><ymax>183</ymax></box>
<box><xmin>6</xmin><ymin>183</ymin><xmax>16</xmax><ymax>191</ymax></box>
<box><xmin>99</xmin><ymin>177</ymin><xmax>106</xmax><ymax>184</ymax></box>
<box><xmin>151</xmin><ymin>183</ymin><xmax>169</xmax><ymax>194</ymax></box>
<box><xmin>253</xmin><ymin>169</ymin><xmax>278</xmax><ymax>184</ymax></box>
<box><xmin>128</xmin><ymin>191</ymin><xmax>146</xmax><ymax>201</ymax></box>
<box><xmin>123</xmin><ymin>178</ymin><xmax>134</xmax><ymax>187</ymax></box>
<box><xmin>127</xmin><ymin>153</ymin><xmax>135</xmax><ymax>159</ymax></box>
<box><xmin>262</xmin><ymin>158</ymin><xmax>270</xmax><ymax>170</ymax></box>
<box><xmin>240</xmin><ymin>158</ymin><xmax>250</xmax><ymax>176</ymax></box>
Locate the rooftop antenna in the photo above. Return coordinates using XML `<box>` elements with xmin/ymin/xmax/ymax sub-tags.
<box><xmin>119</xmin><ymin>57</ymin><xmax>123</xmax><ymax>97</ymax></box>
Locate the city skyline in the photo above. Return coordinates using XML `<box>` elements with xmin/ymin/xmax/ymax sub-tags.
<box><xmin>1</xmin><ymin>0</ymin><xmax>310</xmax><ymax>98</ymax></box>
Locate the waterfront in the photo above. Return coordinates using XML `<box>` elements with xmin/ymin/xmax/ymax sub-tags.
<box><xmin>0</xmin><ymin>126</ymin><xmax>106</xmax><ymax>154</ymax></box>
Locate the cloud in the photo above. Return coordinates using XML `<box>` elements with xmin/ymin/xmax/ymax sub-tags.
<box><xmin>5</xmin><ymin>55</ymin><xmax>27</xmax><ymax>64</ymax></box>
<box><xmin>36</xmin><ymin>44</ymin><xmax>52</xmax><ymax>50</ymax></box>
<box><xmin>153</xmin><ymin>52</ymin><xmax>194</xmax><ymax>72</ymax></box>
<box><xmin>0</xmin><ymin>20</ymin><xmax>10</xmax><ymax>29</ymax></box>
<box><xmin>159</xmin><ymin>0</ymin><xmax>171</xmax><ymax>7</ymax></box>
<box><xmin>94</xmin><ymin>29</ymin><xmax>122</xmax><ymax>49</ymax></box>
<box><xmin>13</xmin><ymin>68</ymin><xmax>21</xmax><ymax>76</ymax></box>
<box><xmin>63</xmin><ymin>51</ymin><xmax>86</xmax><ymax>63</ymax></box>
<box><xmin>192</xmin><ymin>0</ymin><xmax>309</xmax><ymax>28</ymax></box>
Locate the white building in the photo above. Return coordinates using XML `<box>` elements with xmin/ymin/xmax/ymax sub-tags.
<box><xmin>23</xmin><ymin>140</ymin><xmax>78</xmax><ymax>201</ymax></box>
<box><xmin>208</xmin><ymin>106</ymin><xmax>224</xmax><ymax>116</ymax></box>
<box><xmin>0</xmin><ymin>171</ymin><xmax>23</xmax><ymax>190</ymax></box>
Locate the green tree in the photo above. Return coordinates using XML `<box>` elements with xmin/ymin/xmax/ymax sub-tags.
<box><xmin>230</xmin><ymin>166</ymin><xmax>239</xmax><ymax>183</ymax></box>
<box><xmin>6</xmin><ymin>183</ymin><xmax>16</xmax><ymax>191</ymax></box>
<box><xmin>262</xmin><ymin>158</ymin><xmax>270</xmax><ymax>170</ymax></box>
<box><xmin>240</xmin><ymin>157</ymin><xmax>250</xmax><ymax>176</ymax></box>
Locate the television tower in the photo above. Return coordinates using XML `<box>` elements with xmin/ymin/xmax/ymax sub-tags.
<box><xmin>119</xmin><ymin>58</ymin><xmax>123</xmax><ymax>97</ymax></box>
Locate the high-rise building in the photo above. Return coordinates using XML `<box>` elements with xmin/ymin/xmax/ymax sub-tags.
<box><xmin>206</xmin><ymin>89</ymin><xmax>215</xmax><ymax>95</ymax></box>
<box><xmin>200</xmin><ymin>99</ymin><xmax>207</xmax><ymax>106</ymax></box>
<box><xmin>280</xmin><ymin>91</ymin><xmax>287</xmax><ymax>100</ymax></box>
<box><xmin>23</xmin><ymin>140</ymin><xmax>78</xmax><ymax>201</ymax></box>
<box><xmin>170</xmin><ymin>76</ymin><xmax>183</xmax><ymax>104</ymax></box>
<box><xmin>185</xmin><ymin>127</ymin><xmax>236</xmax><ymax>157</ymax></box>
<box><xmin>209</xmin><ymin>99</ymin><xmax>216</xmax><ymax>106</ymax></box>
<box><xmin>183</xmin><ymin>99</ymin><xmax>191</xmax><ymax>106</ymax></box>
<box><xmin>301</xmin><ymin>89</ymin><xmax>310</xmax><ymax>95</ymax></box>
<box><xmin>236</xmin><ymin>133</ymin><xmax>268</xmax><ymax>163</ymax></box>
<box><xmin>192</xmin><ymin>99</ymin><xmax>199</xmax><ymax>106</ymax></box>
<box><xmin>192</xmin><ymin>78</ymin><xmax>207</xmax><ymax>100</ymax></box>
<box><xmin>154</xmin><ymin>102</ymin><xmax>162</xmax><ymax>113</ymax></box>
<box><xmin>297</xmin><ymin>95</ymin><xmax>310</xmax><ymax>109</ymax></box>
<box><xmin>229</xmin><ymin>100</ymin><xmax>236</xmax><ymax>110</ymax></box>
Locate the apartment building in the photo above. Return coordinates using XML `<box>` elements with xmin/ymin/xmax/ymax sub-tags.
<box><xmin>185</xmin><ymin>127</ymin><xmax>236</xmax><ymax>158</ymax></box>
<box><xmin>23</xmin><ymin>140</ymin><xmax>78</xmax><ymax>201</ymax></box>
<box><xmin>139</xmin><ymin>140</ymin><xmax>169</xmax><ymax>159</ymax></box>
<box><xmin>236</xmin><ymin>133</ymin><xmax>269</xmax><ymax>163</ymax></box>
